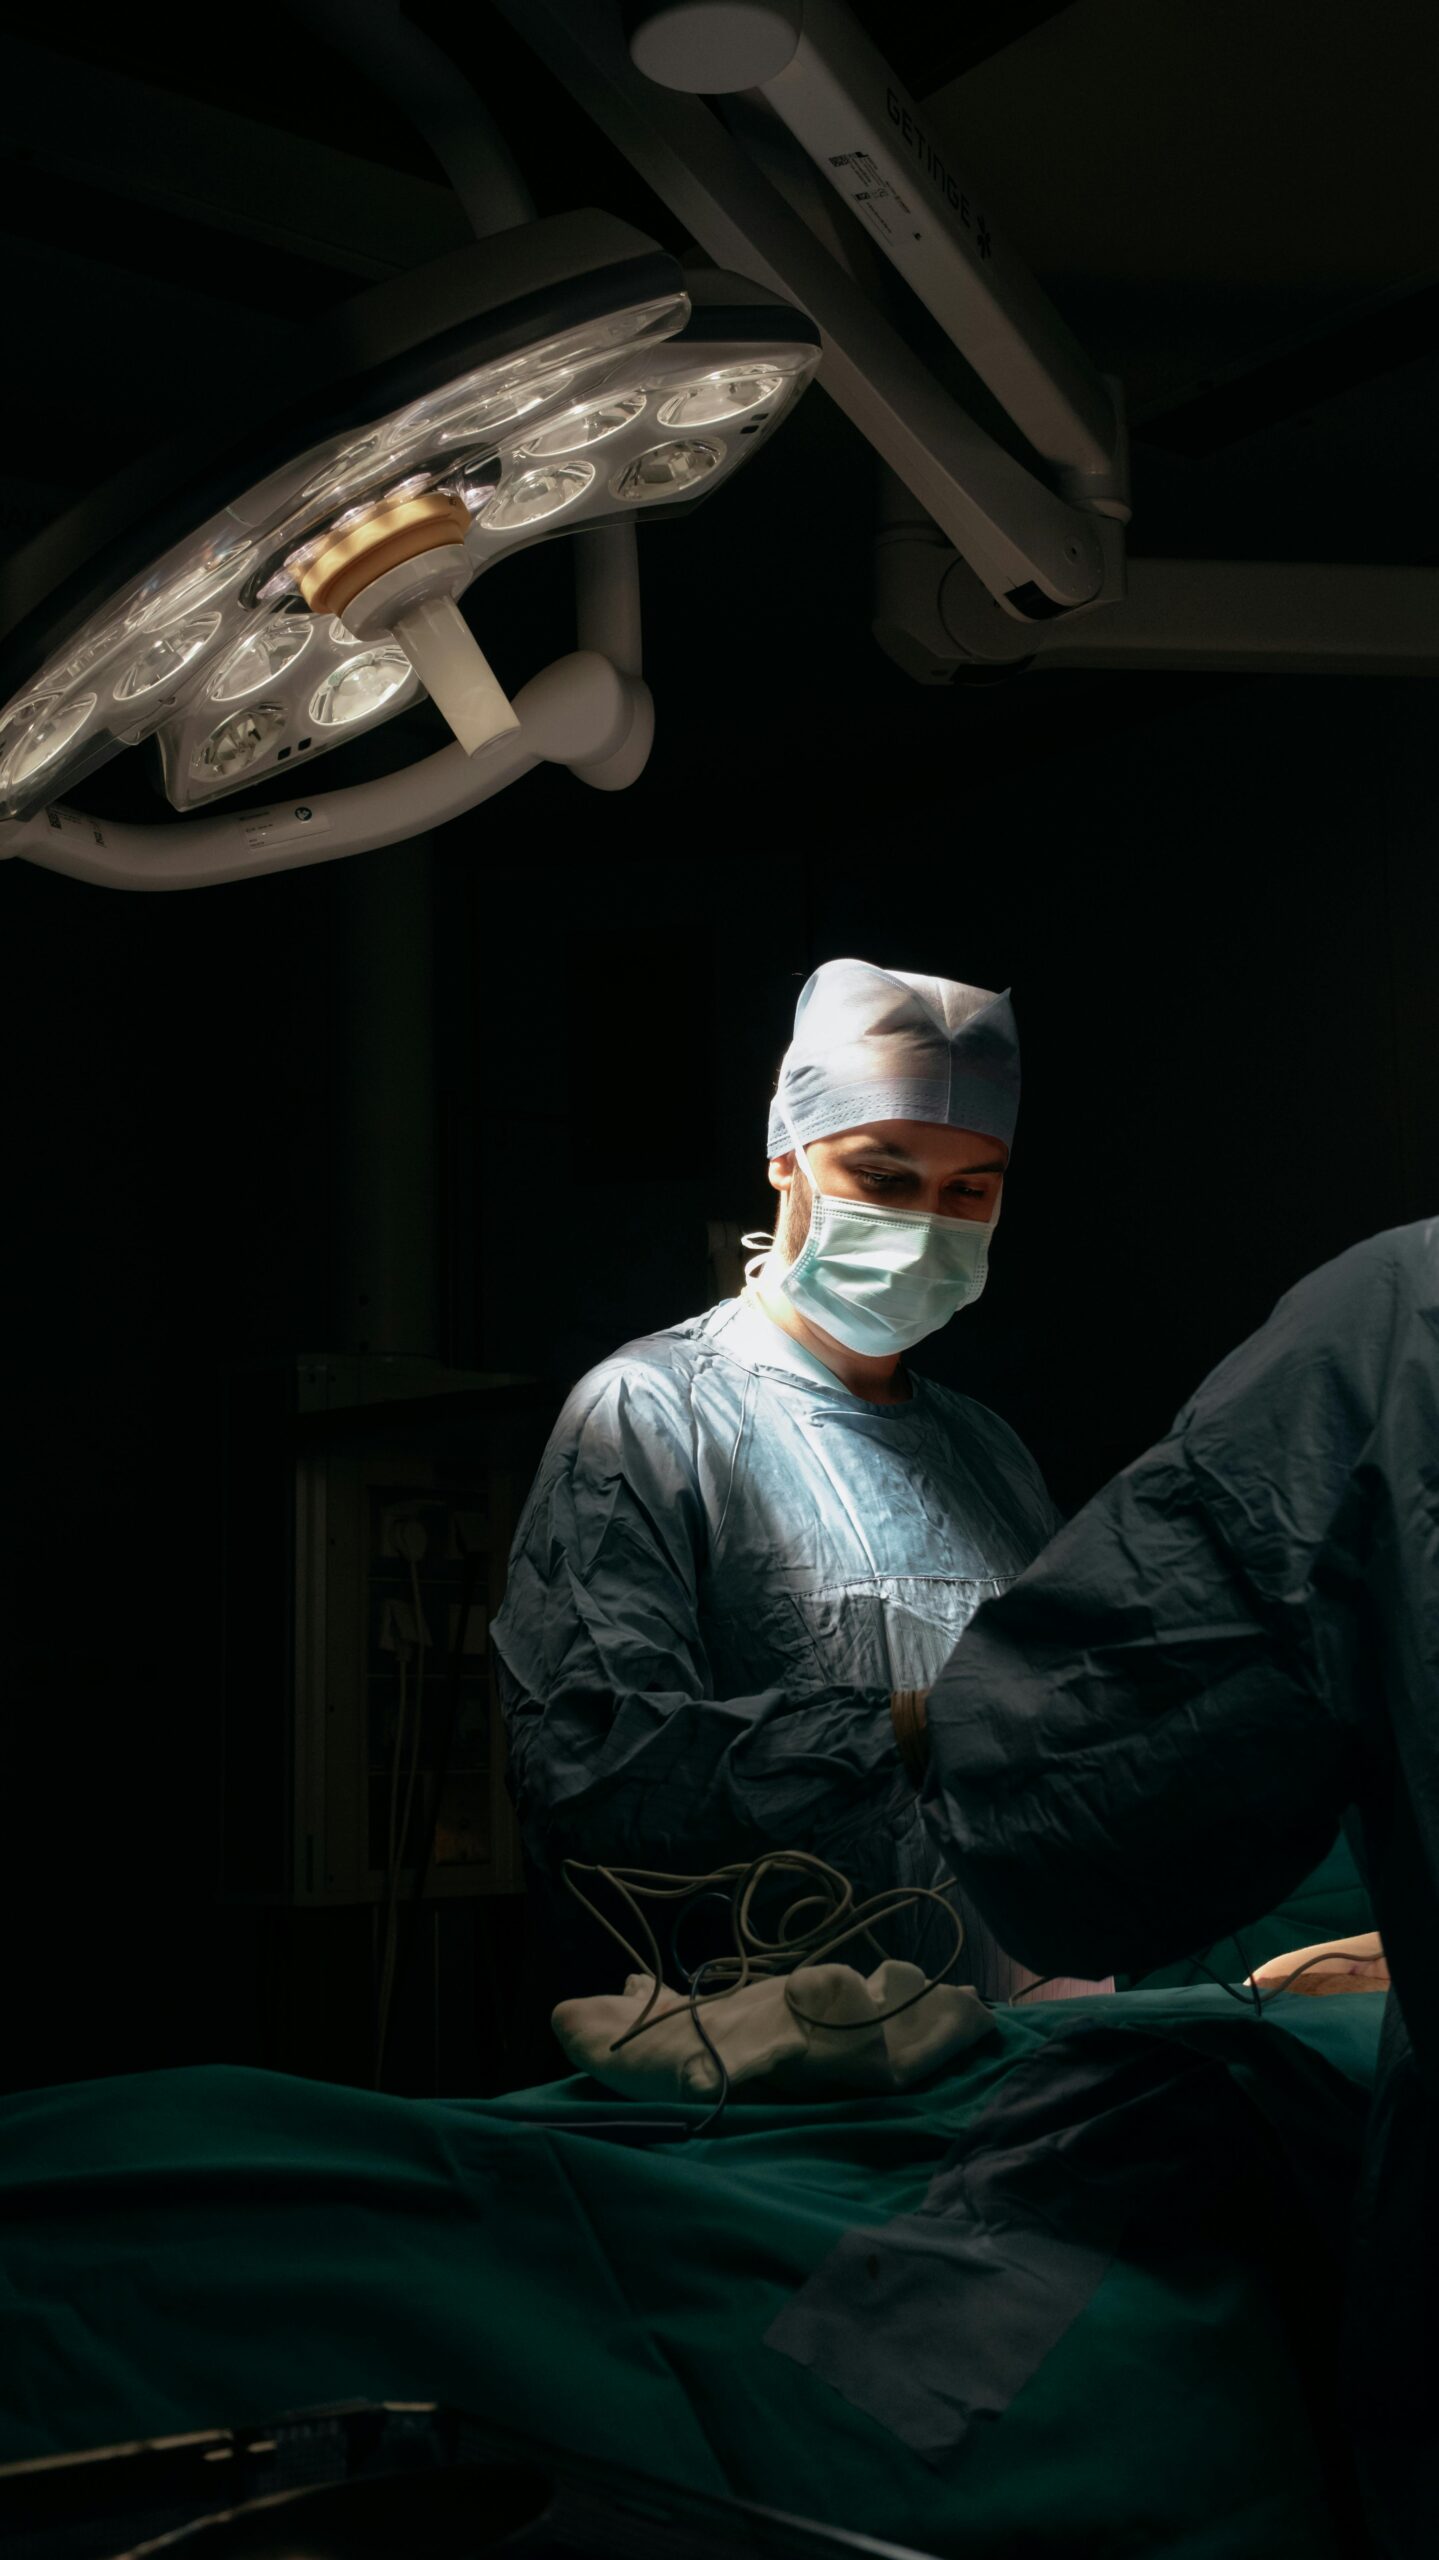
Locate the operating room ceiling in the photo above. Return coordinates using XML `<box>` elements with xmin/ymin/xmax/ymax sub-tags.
<box><xmin>1</xmin><ymin>0</ymin><xmax>1434</xmax><ymax>804</ymax></box>
<box><xmin>908</xmin><ymin>0</ymin><xmax>1439</xmax><ymax>571</ymax></box>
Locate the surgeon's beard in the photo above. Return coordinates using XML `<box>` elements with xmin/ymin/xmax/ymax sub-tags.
<box><xmin>774</xmin><ymin>1159</ymin><xmax>813</xmax><ymax>1269</ymax></box>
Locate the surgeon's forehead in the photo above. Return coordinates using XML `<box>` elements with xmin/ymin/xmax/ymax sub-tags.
<box><xmin>825</xmin><ymin>1121</ymin><xmax>1008</xmax><ymax>1169</ymax></box>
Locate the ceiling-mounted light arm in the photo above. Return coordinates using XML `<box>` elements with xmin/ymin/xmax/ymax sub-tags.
<box><xmin>1031</xmin><ymin>561</ymin><xmax>1439</xmax><ymax>676</ymax></box>
<box><xmin>574</xmin><ymin>524</ymin><xmax>642</xmax><ymax>676</ymax></box>
<box><xmin>292</xmin><ymin>0</ymin><xmax>536</xmax><ymax>240</ymax></box>
<box><xmin>284</xmin><ymin>0</ymin><xmax>550</xmax><ymax>752</ymax></box>
<box><xmin>627</xmin><ymin>0</ymin><xmax>1128</xmax><ymax>518</ymax></box>
<box><xmin>0</xmin><ymin>649</ymin><xmax>647</xmax><ymax>891</ymax></box>
<box><xmin>297</xmin><ymin>1</ymin><xmax>650</xmax><ymax>727</ymax></box>
<box><xmin>568</xmin><ymin>522</ymin><xmax>653</xmax><ymax>791</ymax></box>
<box><xmin>495</xmin><ymin>0</ymin><xmax>1119</xmax><ymax>621</ymax></box>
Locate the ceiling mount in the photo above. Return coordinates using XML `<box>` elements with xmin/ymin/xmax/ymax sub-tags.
<box><xmin>511</xmin><ymin>0</ymin><xmax>1439</xmax><ymax>685</ymax></box>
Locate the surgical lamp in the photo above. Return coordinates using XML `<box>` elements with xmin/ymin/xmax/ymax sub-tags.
<box><xmin>0</xmin><ymin>234</ymin><xmax>814</xmax><ymax>824</ymax></box>
<box><xmin>5</xmin><ymin>4</ymin><xmax>1433</xmax><ymax>901</ymax></box>
<box><xmin>0</xmin><ymin>19</ymin><xmax>820</xmax><ymax>890</ymax></box>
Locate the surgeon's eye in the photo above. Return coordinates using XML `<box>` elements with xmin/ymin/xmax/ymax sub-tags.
<box><xmin>856</xmin><ymin>1169</ymin><xmax>910</xmax><ymax>1192</ymax></box>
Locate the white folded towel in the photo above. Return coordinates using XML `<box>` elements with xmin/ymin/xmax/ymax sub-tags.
<box><xmin>552</xmin><ymin>1959</ymin><xmax>994</xmax><ymax>2102</ymax></box>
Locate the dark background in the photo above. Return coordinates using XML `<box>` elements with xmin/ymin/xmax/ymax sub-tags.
<box><xmin>2</xmin><ymin>2</ymin><xmax>1436</xmax><ymax>2094</ymax></box>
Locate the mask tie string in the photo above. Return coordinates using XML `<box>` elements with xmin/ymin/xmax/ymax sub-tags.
<box><xmin>740</xmin><ymin>1229</ymin><xmax>775</xmax><ymax>1284</ymax></box>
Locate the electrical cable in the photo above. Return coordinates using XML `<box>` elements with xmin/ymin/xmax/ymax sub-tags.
<box><xmin>409</xmin><ymin>1541</ymin><xmax>485</xmax><ymax>1912</ymax></box>
<box><xmin>397</xmin><ymin>1554</ymin><xmax>429</xmax><ymax>1890</ymax></box>
<box><xmin>677</xmin><ymin>1957</ymin><xmax>734</xmax><ymax>2139</ymax></box>
<box><xmin>669</xmin><ymin>1890</ymin><xmax>740</xmax><ymax>1990</ymax></box>
<box><xmin>566</xmin><ymin>1852</ymin><xmax>965</xmax><ymax>2046</ymax></box>
<box><xmin>374</xmin><ymin>1565</ymin><xmax>430</xmax><ymax>2088</ymax></box>
<box><xmin>1191</xmin><ymin>1947</ymin><xmax>1264</xmax><ymax>2020</ymax></box>
<box><xmin>1177</xmin><ymin>1929</ymin><xmax>1388</xmax><ymax>2017</ymax></box>
<box><xmin>1014</xmin><ymin>1943</ymin><xmax>1386</xmax><ymax>2016</ymax></box>
<box><xmin>372</xmin><ymin>1639</ymin><xmax>408</xmax><ymax>2087</ymax></box>
<box><xmin>385</xmin><ymin>1651</ymin><xmax>409</xmax><ymax>1896</ymax></box>
<box><xmin>388</xmin><ymin>1539</ymin><xmax>489</xmax><ymax>2069</ymax></box>
<box><xmin>560</xmin><ymin>1848</ymin><xmax>968</xmax><ymax>2140</ymax></box>
<box><xmin>1249</xmin><ymin>1945</ymin><xmax>1389</xmax><ymax>2002</ymax></box>
<box><xmin>562</xmin><ymin>1857</ymin><xmax>1386</xmax><ymax>2142</ymax></box>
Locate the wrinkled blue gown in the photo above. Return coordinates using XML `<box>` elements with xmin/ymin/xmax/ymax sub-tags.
<box><xmin>492</xmin><ymin>1293</ymin><xmax>1065</xmax><ymax>1991</ymax></box>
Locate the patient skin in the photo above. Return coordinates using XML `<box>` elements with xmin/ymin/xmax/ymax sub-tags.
<box><xmin>1246</xmin><ymin>1932</ymin><xmax>1389</xmax><ymax>1995</ymax></box>
<box><xmin>760</xmin><ymin>1120</ymin><xmax>1008</xmax><ymax>1407</ymax></box>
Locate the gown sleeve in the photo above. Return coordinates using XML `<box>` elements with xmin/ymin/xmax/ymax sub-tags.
<box><xmin>918</xmin><ymin>1234</ymin><xmax>1420</xmax><ymax>1983</ymax></box>
<box><xmin>492</xmin><ymin>1356</ymin><xmax>915</xmax><ymax>1875</ymax></box>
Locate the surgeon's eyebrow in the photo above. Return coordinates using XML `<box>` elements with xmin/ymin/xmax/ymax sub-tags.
<box><xmin>830</xmin><ymin>1136</ymin><xmax>1007</xmax><ymax>1173</ymax></box>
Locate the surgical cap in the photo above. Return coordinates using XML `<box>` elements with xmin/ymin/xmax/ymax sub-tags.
<box><xmin>766</xmin><ymin>959</ymin><xmax>1020</xmax><ymax>1156</ymax></box>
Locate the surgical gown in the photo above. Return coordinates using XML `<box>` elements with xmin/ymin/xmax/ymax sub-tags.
<box><xmin>492</xmin><ymin>1292</ymin><xmax>1061</xmax><ymax>1989</ymax></box>
<box><xmin>921</xmin><ymin>1218</ymin><xmax>1439</xmax><ymax>2555</ymax></box>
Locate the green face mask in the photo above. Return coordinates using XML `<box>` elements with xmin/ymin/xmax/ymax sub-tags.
<box><xmin>761</xmin><ymin>1128</ymin><xmax>998</xmax><ymax>1356</ymax></box>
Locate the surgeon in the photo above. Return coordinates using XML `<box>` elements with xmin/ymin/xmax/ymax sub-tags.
<box><xmin>915</xmin><ymin>1219</ymin><xmax>1438</xmax><ymax>2555</ymax></box>
<box><xmin>492</xmin><ymin>958</ymin><xmax>1093</xmax><ymax>1995</ymax></box>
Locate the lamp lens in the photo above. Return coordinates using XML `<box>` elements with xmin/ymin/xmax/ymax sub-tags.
<box><xmin>309</xmin><ymin>646</ymin><xmax>411</xmax><ymax>729</ymax></box>
<box><xmin>611</xmin><ymin>440</ymin><xmax>722</xmax><ymax>503</ymax></box>
<box><xmin>1</xmin><ymin>693</ymin><xmax>97</xmax><ymax>789</ymax></box>
<box><xmin>125</xmin><ymin>536</ymin><xmax>253</xmax><ymax>632</ymax></box>
<box><xmin>194</xmin><ymin>703</ymin><xmax>285</xmax><ymax>779</ymax></box>
<box><xmin>484</xmin><ymin>461</ymin><xmax>595</xmax><ymax>530</ymax></box>
<box><xmin>520</xmin><ymin>394</ymin><xmax>647</xmax><ymax>457</ymax></box>
<box><xmin>209</xmin><ymin>618</ymin><xmax>312</xmax><ymax>703</ymax></box>
<box><xmin>388</xmin><ymin>369</ymin><xmax>572</xmax><ymax>452</ymax></box>
<box><xmin>657</xmin><ymin>367</ymin><xmax>783</xmax><ymax>427</ymax></box>
<box><xmin>114</xmin><ymin>615</ymin><xmax>223</xmax><ymax>702</ymax></box>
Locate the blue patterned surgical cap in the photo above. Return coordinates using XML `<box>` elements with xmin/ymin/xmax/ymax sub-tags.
<box><xmin>766</xmin><ymin>959</ymin><xmax>1020</xmax><ymax>1156</ymax></box>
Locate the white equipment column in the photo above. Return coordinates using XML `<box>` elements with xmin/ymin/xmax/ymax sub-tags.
<box><xmin>629</xmin><ymin>0</ymin><xmax>1126</xmax><ymax>514</ymax></box>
